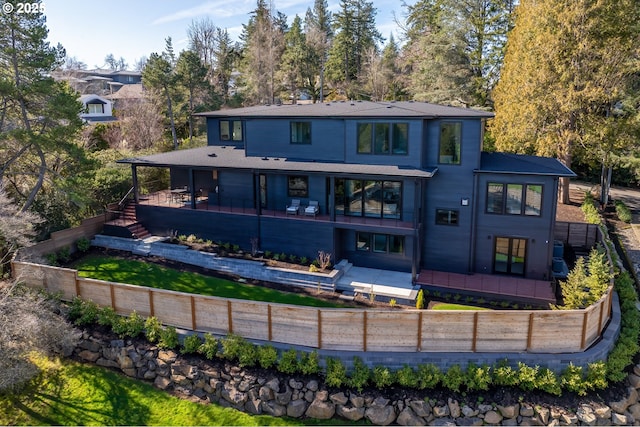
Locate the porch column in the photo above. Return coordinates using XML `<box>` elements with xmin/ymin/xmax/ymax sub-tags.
<box><xmin>411</xmin><ymin>178</ymin><xmax>423</xmax><ymax>282</ymax></box>
<box><xmin>254</xmin><ymin>172</ymin><xmax>261</xmax><ymax>249</ymax></box>
<box><xmin>131</xmin><ymin>164</ymin><xmax>139</xmax><ymax>203</ymax></box>
<box><xmin>189</xmin><ymin>168</ymin><xmax>196</xmax><ymax>209</ymax></box>
<box><xmin>329</xmin><ymin>176</ymin><xmax>336</xmax><ymax>222</ymax></box>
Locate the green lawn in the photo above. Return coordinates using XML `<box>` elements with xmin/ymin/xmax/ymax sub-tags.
<box><xmin>0</xmin><ymin>357</ymin><xmax>300</xmax><ymax>426</ymax></box>
<box><xmin>74</xmin><ymin>255</ymin><xmax>348</xmax><ymax>308</ymax></box>
<box><xmin>431</xmin><ymin>302</ymin><xmax>491</xmax><ymax>310</ymax></box>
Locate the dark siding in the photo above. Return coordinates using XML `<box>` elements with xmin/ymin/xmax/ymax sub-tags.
<box><xmin>138</xmin><ymin>205</ymin><xmax>258</xmax><ymax>250</ymax></box>
<box><xmin>473</xmin><ymin>174</ymin><xmax>557</xmax><ymax>280</ymax></box>
<box><xmin>170</xmin><ymin>168</ymin><xmax>189</xmax><ymax>188</ymax></box>
<box><xmin>259</xmin><ymin>217</ymin><xmax>334</xmax><ymax>259</ymax></box>
<box><xmin>339</xmin><ymin>229</ymin><xmax>413</xmax><ymax>272</ymax></box>
<box><xmin>217</xmin><ymin>170</ymin><xmax>254</xmax><ymax>208</ymax></box>
<box><xmin>344</xmin><ymin>119</ymin><xmax>423</xmax><ymax>167</ymax></box>
<box><xmin>421</xmin><ymin>119</ymin><xmax>485</xmax><ymax>273</ymax></box>
<box><xmin>245</xmin><ymin>118</ymin><xmax>345</xmax><ymax>161</ymax></box>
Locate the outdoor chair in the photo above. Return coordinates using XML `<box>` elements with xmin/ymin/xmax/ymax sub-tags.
<box><xmin>305</xmin><ymin>200</ymin><xmax>319</xmax><ymax>216</ymax></box>
<box><xmin>286</xmin><ymin>199</ymin><xmax>301</xmax><ymax>215</ymax></box>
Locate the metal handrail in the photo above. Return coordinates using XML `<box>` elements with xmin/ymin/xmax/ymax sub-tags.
<box><xmin>118</xmin><ymin>186</ymin><xmax>135</xmax><ymax>208</ymax></box>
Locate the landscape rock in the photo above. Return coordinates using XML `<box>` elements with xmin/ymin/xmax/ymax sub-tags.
<box><xmin>244</xmin><ymin>398</ymin><xmax>262</xmax><ymax>415</ymax></box>
<box><xmin>576</xmin><ymin>405</ymin><xmax>596</xmax><ymax>426</ymax></box>
<box><xmin>305</xmin><ymin>399</ymin><xmax>335</xmax><ymax>420</ymax></box>
<box><xmin>154</xmin><ymin>375</ymin><xmax>172</xmax><ymax>390</ymax></box>
<box><xmin>484</xmin><ymin>410</ymin><xmax>503</xmax><ymax>425</ymax></box>
<box><xmin>396</xmin><ymin>407</ymin><xmax>425</xmax><ymax>426</ymax></box>
<box><xmin>329</xmin><ymin>391</ymin><xmax>348</xmax><ymax>405</ymax></box>
<box><xmin>261</xmin><ymin>400</ymin><xmax>287</xmax><ymax>417</ymax></box>
<box><xmin>448</xmin><ymin>398</ymin><xmax>460</xmax><ymax>418</ymax></box>
<box><xmin>336</xmin><ymin>404</ymin><xmax>365</xmax><ymax>421</ymax></box>
<box><xmin>497</xmin><ymin>403</ymin><xmax>519</xmax><ymax>419</ymax></box>
<box><xmin>410</xmin><ymin>400</ymin><xmax>432</xmax><ymax>417</ymax></box>
<box><xmin>77</xmin><ymin>350</ymin><xmax>100</xmax><ymax>362</ymax></box>
<box><xmin>286</xmin><ymin>399</ymin><xmax>307</xmax><ymax>418</ymax></box>
<box><xmin>365</xmin><ymin>404</ymin><xmax>396</xmax><ymax>425</ymax></box>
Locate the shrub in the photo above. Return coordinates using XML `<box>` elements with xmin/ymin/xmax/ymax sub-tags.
<box><xmin>585</xmin><ymin>361</ymin><xmax>608</xmax><ymax>391</ymax></box>
<box><xmin>278</xmin><ymin>348</ymin><xmax>300</xmax><ymax>374</ymax></box>
<box><xmin>615</xmin><ymin>200</ymin><xmax>632</xmax><ymax>223</ymax></box>
<box><xmin>186</xmin><ymin>234</ymin><xmax>197</xmax><ymax>243</ymax></box>
<box><xmin>517</xmin><ymin>362</ymin><xmax>539</xmax><ymax>391</ymax></box>
<box><xmin>309</xmin><ymin>264</ymin><xmax>320</xmax><ymax>273</ymax></box>
<box><xmin>57</xmin><ymin>247</ymin><xmax>71</xmax><ymax>263</ymax></box>
<box><xmin>560</xmin><ymin>363</ymin><xmax>586</xmax><ymax>395</ymax></box>
<box><xmin>325</xmin><ymin>357</ymin><xmax>347</xmax><ymax>388</ymax></box>
<box><xmin>288</xmin><ymin>254</ymin><xmax>298</xmax><ymax>263</ymax></box>
<box><xmin>112</xmin><ymin>310</ymin><xmax>145</xmax><ymax>338</ymax></box>
<box><xmin>416</xmin><ymin>364</ymin><xmax>442</xmax><ymax>389</ymax></box>
<box><xmin>466</xmin><ymin>363</ymin><xmax>492</xmax><ymax>391</ymax></box>
<box><xmin>300</xmin><ymin>256</ymin><xmax>309</xmax><ymax>265</ymax></box>
<box><xmin>493</xmin><ymin>361</ymin><xmax>519</xmax><ymax>387</ymax></box>
<box><xmin>299</xmin><ymin>350</ymin><xmax>320</xmax><ymax>375</ymax></box>
<box><xmin>158</xmin><ymin>326</ymin><xmax>179</xmax><ymax>349</ymax></box>
<box><xmin>396</xmin><ymin>365</ymin><xmax>418</xmax><ymax>388</ymax></box>
<box><xmin>348</xmin><ymin>357</ymin><xmax>370</xmax><ymax>392</ymax></box>
<box><xmin>233</xmin><ymin>244</ymin><xmax>241</xmax><ymax>253</ymax></box>
<box><xmin>535</xmin><ymin>367</ymin><xmax>562</xmax><ymax>396</ymax></box>
<box><xmin>74</xmin><ymin>299</ymin><xmax>99</xmax><ymax>326</ymax></box>
<box><xmin>258</xmin><ymin>345</ymin><xmax>278</xmax><ymax>369</ymax></box>
<box><xmin>416</xmin><ymin>289</ymin><xmax>425</xmax><ymax>309</ymax></box>
<box><xmin>45</xmin><ymin>252</ymin><xmax>58</xmax><ymax>266</ymax></box>
<box><xmin>371</xmin><ymin>366</ymin><xmax>394</xmax><ymax>389</ymax></box>
<box><xmin>198</xmin><ymin>333</ymin><xmax>219</xmax><ymax>360</ymax></box>
<box><xmin>237</xmin><ymin>341</ymin><xmax>259</xmax><ymax>367</ymax></box>
<box><xmin>144</xmin><ymin>316</ymin><xmax>163</xmax><ymax>343</ymax></box>
<box><xmin>96</xmin><ymin>306</ymin><xmax>118</xmax><ymax>327</ymax></box>
<box><xmin>581</xmin><ymin>199</ymin><xmax>601</xmax><ymax>224</ymax></box>
<box><xmin>221</xmin><ymin>334</ymin><xmax>245</xmax><ymax>361</ymax></box>
<box><xmin>264</xmin><ymin>250</ymin><xmax>273</xmax><ymax>259</ymax></box>
<box><xmin>442</xmin><ymin>364</ymin><xmax>465</xmax><ymax>392</ymax></box>
<box><xmin>182</xmin><ymin>334</ymin><xmax>203</xmax><ymax>354</ymax></box>
<box><xmin>76</xmin><ymin>237</ymin><xmax>91</xmax><ymax>253</ymax></box>
<box><xmin>67</xmin><ymin>297</ymin><xmax>87</xmax><ymax>323</ymax></box>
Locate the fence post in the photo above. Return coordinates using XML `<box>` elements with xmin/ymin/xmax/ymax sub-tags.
<box><xmin>363</xmin><ymin>311</ymin><xmax>368</xmax><ymax>352</ymax></box>
<box><xmin>268</xmin><ymin>305</ymin><xmax>273</xmax><ymax>341</ymax></box>
<box><xmin>417</xmin><ymin>311</ymin><xmax>423</xmax><ymax>352</ymax></box>
<box><xmin>527</xmin><ymin>312</ymin><xmax>534</xmax><ymax>351</ymax></box>
<box><xmin>190</xmin><ymin>296</ymin><xmax>196</xmax><ymax>331</ymax></box>
<box><xmin>472</xmin><ymin>312</ymin><xmax>478</xmax><ymax>352</ymax></box>
<box><xmin>317</xmin><ymin>309</ymin><xmax>322</xmax><ymax>349</ymax></box>
<box><xmin>149</xmin><ymin>289</ymin><xmax>155</xmax><ymax>317</ymax></box>
<box><xmin>227</xmin><ymin>300</ymin><xmax>233</xmax><ymax>334</ymax></box>
<box><xmin>74</xmin><ymin>271</ymin><xmax>80</xmax><ymax>298</ymax></box>
<box><xmin>581</xmin><ymin>311</ymin><xmax>589</xmax><ymax>350</ymax></box>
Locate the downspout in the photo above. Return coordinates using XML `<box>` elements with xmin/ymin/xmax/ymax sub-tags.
<box><xmin>547</xmin><ymin>177</ymin><xmax>560</xmax><ymax>283</ymax></box>
<box><xmin>468</xmin><ymin>171</ymin><xmax>479</xmax><ymax>273</ymax></box>
<box><xmin>131</xmin><ymin>164</ymin><xmax>139</xmax><ymax>204</ymax></box>
<box><xmin>189</xmin><ymin>168</ymin><xmax>196</xmax><ymax>209</ymax></box>
<box><xmin>254</xmin><ymin>171</ymin><xmax>262</xmax><ymax>250</ymax></box>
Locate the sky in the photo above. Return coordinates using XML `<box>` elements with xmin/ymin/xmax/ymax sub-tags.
<box><xmin>45</xmin><ymin>0</ymin><xmax>413</xmax><ymax>70</ymax></box>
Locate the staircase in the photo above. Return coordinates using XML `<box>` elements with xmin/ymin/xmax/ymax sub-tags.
<box><xmin>105</xmin><ymin>202</ymin><xmax>151</xmax><ymax>240</ymax></box>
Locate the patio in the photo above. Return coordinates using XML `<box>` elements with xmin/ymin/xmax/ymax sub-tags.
<box><xmin>416</xmin><ymin>269</ymin><xmax>556</xmax><ymax>305</ymax></box>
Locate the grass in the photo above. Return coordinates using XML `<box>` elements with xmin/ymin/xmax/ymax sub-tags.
<box><xmin>0</xmin><ymin>357</ymin><xmax>301</xmax><ymax>426</ymax></box>
<box><xmin>431</xmin><ymin>302</ymin><xmax>491</xmax><ymax>310</ymax></box>
<box><xmin>73</xmin><ymin>255</ymin><xmax>347</xmax><ymax>308</ymax></box>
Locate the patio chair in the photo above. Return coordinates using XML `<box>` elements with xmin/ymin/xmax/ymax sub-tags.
<box><xmin>286</xmin><ymin>199</ymin><xmax>301</xmax><ymax>215</ymax></box>
<box><xmin>305</xmin><ymin>200</ymin><xmax>319</xmax><ymax>216</ymax></box>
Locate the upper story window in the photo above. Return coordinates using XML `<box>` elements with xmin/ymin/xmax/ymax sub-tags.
<box><xmin>288</xmin><ymin>175</ymin><xmax>308</xmax><ymax>197</ymax></box>
<box><xmin>439</xmin><ymin>122</ymin><xmax>461</xmax><ymax>164</ymax></box>
<box><xmin>486</xmin><ymin>182</ymin><xmax>543</xmax><ymax>216</ymax></box>
<box><xmin>220</xmin><ymin>120</ymin><xmax>243</xmax><ymax>142</ymax></box>
<box><xmin>357</xmin><ymin>122</ymin><xmax>409</xmax><ymax>155</ymax></box>
<box><xmin>436</xmin><ymin>209</ymin><xmax>459</xmax><ymax>225</ymax></box>
<box><xmin>291</xmin><ymin>121</ymin><xmax>311</xmax><ymax>144</ymax></box>
<box><xmin>87</xmin><ymin>103</ymin><xmax>104</xmax><ymax>114</ymax></box>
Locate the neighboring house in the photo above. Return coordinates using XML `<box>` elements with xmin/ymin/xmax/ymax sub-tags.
<box><xmin>118</xmin><ymin>101</ymin><xmax>574</xmax><ymax>282</ymax></box>
<box><xmin>54</xmin><ymin>69</ymin><xmax>143</xmax><ymax>96</ymax></box>
<box><xmin>79</xmin><ymin>94</ymin><xmax>116</xmax><ymax>123</ymax></box>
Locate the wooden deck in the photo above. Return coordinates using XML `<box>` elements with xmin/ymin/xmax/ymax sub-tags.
<box><xmin>416</xmin><ymin>269</ymin><xmax>557</xmax><ymax>305</ymax></box>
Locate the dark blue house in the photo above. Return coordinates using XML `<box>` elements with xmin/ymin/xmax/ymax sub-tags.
<box><xmin>119</xmin><ymin>101</ymin><xmax>574</xmax><ymax>282</ymax></box>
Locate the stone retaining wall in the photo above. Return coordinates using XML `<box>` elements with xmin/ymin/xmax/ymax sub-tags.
<box><xmin>92</xmin><ymin>235</ymin><xmax>339</xmax><ymax>292</ymax></box>
<box><xmin>75</xmin><ymin>330</ymin><xmax>640</xmax><ymax>426</ymax></box>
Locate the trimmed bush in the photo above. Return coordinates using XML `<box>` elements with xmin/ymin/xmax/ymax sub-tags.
<box><xmin>238</xmin><ymin>341</ymin><xmax>259</xmax><ymax>367</ymax></box>
<box><xmin>442</xmin><ymin>364</ymin><xmax>465</xmax><ymax>392</ymax></box>
<box><xmin>221</xmin><ymin>334</ymin><xmax>245</xmax><ymax>361</ymax></box>
<box><xmin>325</xmin><ymin>357</ymin><xmax>347</xmax><ymax>388</ymax></box>
<box><xmin>396</xmin><ymin>365</ymin><xmax>418</xmax><ymax>388</ymax></box>
<box><xmin>517</xmin><ymin>362</ymin><xmax>539</xmax><ymax>391</ymax></box>
<box><xmin>348</xmin><ymin>357</ymin><xmax>370</xmax><ymax>392</ymax></box>
<box><xmin>257</xmin><ymin>345</ymin><xmax>278</xmax><ymax>369</ymax></box>
<box><xmin>465</xmin><ymin>363</ymin><xmax>492</xmax><ymax>391</ymax></box>
<box><xmin>76</xmin><ymin>237</ymin><xmax>91</xmax><ymax>253</ymax></box>
<box><xmin>615</xmin><ymin>200</ymin><xmax>632</xmax><ymax>223</ymax></box>
<box><xmin>112</xmin><ymin>311</ymin><xmax>145</xmax><ymax>338</ymax></box>
<box><xmin>560</xmin><ymin>363</ymin><xmax>586</xmax><ymax>396</ymax></box>
<box><xmin>144</xmin><ymin>316</ymin><xmax>163</xmax><ymax>344</ymax></box>
<box><xmin>158</xmin><ymin>326</ymin><xmax>179</xmax><ymax>349</ymax></box>
<box><xmin>198</xmin><ymin>333</ymin><xmax>219</xmax><ymax>360</ymax></box>
<box><xmin>493</xmin><ymin>361</ymin><xmax>519</xmax><ymax>387</ymax></box>
<box><xmin>416</xmin><ymin>289</ymin><xmax>425</xmax><ymax>309</ymax></box>
<box><xmin>372</xmin><ymin>366</ymin><xmax>393</xmax><ymax>389</ymax></box>
<box><xmin>182</xmin><ymin>334</ymin><xmax>203</xmax><ymax>354</ymax></box>
<box><xmin>96</xmin><ymin>306</ymin><xmax>118</xmax><ymax>327</ymax></box>
<box><xmin>277</xmin><ymin>348</ymin><xmax>300</xmax><ymax>374</ymax></box>
<box><xmin>416</xmin><ymin>364</ymin><xmax>442</xmax><ymax>390</ymax></box>
<box><xmin>299</xmin><ymin>350</ymin><xmax>320</xmax><ymax>375</ymax></box>
<box><xmin>535</xmin><ymin>367</ymin><xmax>562</xmax><ymax>396</ymax></box>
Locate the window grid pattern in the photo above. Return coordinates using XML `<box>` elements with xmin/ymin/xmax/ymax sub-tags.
<box><xmin>486</xmin><ymin>182</ymin><xmax>543</xmax><ymax>216</ymax></box>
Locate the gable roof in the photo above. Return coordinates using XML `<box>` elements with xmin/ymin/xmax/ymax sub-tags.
<box><xmin>118</xmin><ymin>145</ymin><xmax>437</xmax><ymax>178</ymax></box>
<box><xmin>197</xmin><ymin>101</ymin><xmax>494</xmax><ymax>120</ymax></box>
<box><xmin>478</xmin><ymin>152</ymin><xmax>576</xmax><ymax>177</ymax></box>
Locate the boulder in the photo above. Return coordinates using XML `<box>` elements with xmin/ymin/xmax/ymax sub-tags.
<box><xmin>461</xmin><ymin>405</ymin><xmax>478</xmax><ymax>417</ymax></box>
<box><xmin>275</xmin><ymin>386</ymin><xmax>292</xmax><ymax>405</ymax></box>
<box><xmin>561</xmin><ymin>412</ymin><xmax>578</xmax><ymax>425</ymax></box>
<box><xmin>497</xmin><ymin>403</ymin><xmax>519</xmax><ymax>419</ymax></box>
<box><xmin>289</xmin><ymin>379</ymin><xmax>303</xmax><ymax>390</ymax></box>
<box><xmin>577</xmin><ymin>405</ymin><xmax>597</xmax><ymax>426</ymax></box>
<box><xmin>143</xmin><ymin>369</ymin><xmax>157</xmax><ymax>380</ymax></box>
<box><xmin>433</xmin><ymin>404</ymin><xmax>450</xmax><ymax>417</ymax></box>
<box><xmin>77</xmin><ymin>350</ymin><xmax>100</xmax><ymax>362</ymax></box>
<box><xmin>610</xmin><ymin>386</ymin><xmax>638</xmax><ymax>414</ymax></box>
<box><xmin>330</xmin><ymin>392</ymin><xmax>348</xmax><ymax>405</ymax></box>
<box><xmin>157</xmin><ymin>349</ymin><xmax>177</xmax><ymax>363</ymax></box>
<box><xmin>306</xmin><ymin>399</ymin><xmax>335</xmax><ymax>420</ymax></box>
<box><xmin>628</xmin><ymin>403</ymin><xmax>640</xmax><ymax>421</ymax></box>
<box><xmin>221</xmin><ymin>384</ymin><xmax>247</xmax><ymax>406</ymax></box>
<box><xmin>286</xmin><ymin>399</ymin><xmax>307</xmax><ymax>418</ymax></box>
<box><xmin>612</xmin><ymin>412</ymin><xmax>628</xmax><ymax>426</ymax></box>
<box><xmin>520</xmin><ymin>403</ymin><xmax>534</xmax><ymax>418</ymax></box>
<box><xmin>410</xmin><ymin>400</ymin><xmax>432</xmax><ymax>418</ymax></box>
<box><xmin>483</xmin><ymin>410</ymin><xmax>503</xmax><ymax>425</ymax></box>
<box><xmin>365</xmin><ymin>404</ymin><xmax>396</xmax><ymax>426</ymax></box>
<box><xmin>456</xmin><ymin>417</ymin><xmax>484</xmax><ymax>426</ymax></box>
<box><xmin>259</xmin><ymin>386</ymin><xmax>274</xmax><ymax>401</ymax></box>
<box><xmin>244</xmin><ymin>398</ymin><xmax>262</xmax><ymax>415</ymax></box>
<box><xmin>336</xmin><ymin>405</ymin><xmax>365</xmax><ymax>422</ymax></box>
<box><xmin>264</xmin><ymin>377</ymin><xmax>280</xmax><ymax>392</ymax></box>
<box><xmin>535</xmin><ymin>406</ymin><xmax>550</xmax><ymax>424</ymax></box>
<box><xmin>628</xmin><ymin>374</ymin><xmax>640</xmax><ymax>389</ymax></box>
<box><xmin>79</xmin><ymin>339</ymin><xmax>102</xmax><ymax>352</ymax></box>
<box><xmin>121</xmin><ymin>368</ymin><xmax>137</xmax><ymax>377</ymax></box>
<box><xmin>306</xmin><ymin>380</ymin><xmax>318</xmax><ymax>391</ymax></box>
<box><xmin>96</xmin><ymin>357</ymin><xmax>119</xmax><ymax>369</ymax></box>
<box><xmin>396</xmin><ymin>407</ymin><xmax>425</xmax><ymax>426</ymax></box>
<box><xmin>154</xmin><ymin>375</ymin><xmax>172</xmax><ymax>390</ymax></box>
<box><xmin>261</xmin><ymin>401</ymin><xmax>287</xmax><ymax>417</ymax></box>
<box><xmin>448</xmin><ymin>398</ymin><xmax>460</xmax><ymax>418</ymax></box>
<box><xmin>350</xmin><ymin>394</ymin><xmax>365</xmax><ymax>408</ymax></box>
<box><xmin>430</xmin><ymin>417</ymin><xmax>456</xmax><ymax>426</ymax></box>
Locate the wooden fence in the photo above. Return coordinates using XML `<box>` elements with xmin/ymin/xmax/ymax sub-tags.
<box><xmin>12</xmin><ymin>260</ymin><xmax>613</xmax><ymax>354</ymax></box>
<box><xmin>555</xmin><ymin>221</ymin><xmax>599</xmax><ymax>249</ymax></box>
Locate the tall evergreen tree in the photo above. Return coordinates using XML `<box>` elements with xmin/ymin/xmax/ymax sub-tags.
<box><xmin>491</xmin><ymin>0</ymin><xmax>640</xmax><ymax>203</ymax></box>
<box><xmin>0</xmin><ymin>0</ymin><xmax>86</xmax><ymax>213</ymax></box>
<box><xmin>176</xmin><ymin>50</ymin><xmax>208</xmax><ymax>141</ymax></box>
<box><xmin>304</xmin><ymin>0</ymin><xmax>333</xmax><ymax>102</ymax></box>
<box><xmin>325</xmin><ymin>0</ymin><xmax>382</xmax><ymax>99</ymax></box>
<box><xmin>279</xmin><ymin>16</ymin><xmax>310</xmax><ymax>103</ymax></box>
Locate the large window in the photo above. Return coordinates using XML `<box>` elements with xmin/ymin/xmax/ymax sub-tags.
<box><xmin>287</xmin><ymin>176</ymin><xmax>308</xmax><ymax>197</ymax></box>
<box><xmin>439</xmin><ymin>122</ymin><xmax>461</xmax><ymax>164</ymax></box>
<box><xmin>335</xmin><ymin>178</ymin><xmax>401</xmax><ymax>219</ymax></box>
<box><xmin>436</xmin><ymin>209</ymin><xmax>459</xmax><ymax>225</ymax></box>
<box><xmin>487</xmin><ymin>182</ymin><xmax>543</xmax><ymax>216</ymax></box>
<box><xmin>357</xmin><ymin>123</ymin><xmax>409</xmax><ymax>155</ymax></box>
<box><xmin>220</xmin><ymin>120</ymin><xmax>243</xmax><ymax>141</ymax></box>
<box><xmin>291</xmin><ymin>122</ymin><xmax>311</xmax><ymax>144</ymax></box>
<box><xmin>356</xmin><ymin>232</ymin><xmax>404</xmax><ymax>254</ymax></box>
<box><xmin>87</xmin><ymin>103</ymin><xmax>104</xmax><ymax>114</ymax></box>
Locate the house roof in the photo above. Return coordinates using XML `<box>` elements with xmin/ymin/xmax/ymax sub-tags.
<box><xmin>196</xmin><ymin>101</ymin><xmax>494</xmax><ymax>120</ymax></box>
<box><xmin>118</xmin><ymin>145</ymin><xmax>437</xmax><ymax>178</ymax></box>
<box><xmin>79</xmin><ymin>94</ymin><xmax>110</xmax><ymax>105</ymax></box>
<box><xmin>478</xmin><ymin>152</ymin><xmax>576</xmax><ymax>177</ymax></box>
<box><xmin>105</xmin><ymin>84</ymin><xmax>144</xmax><ymax>100</ymax></box>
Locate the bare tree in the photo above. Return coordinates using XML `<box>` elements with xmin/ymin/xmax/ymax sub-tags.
<box><xmin>0</xmin><ymin>188</ymin><xmax>41</xmax><ymax>275</ymax></box>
